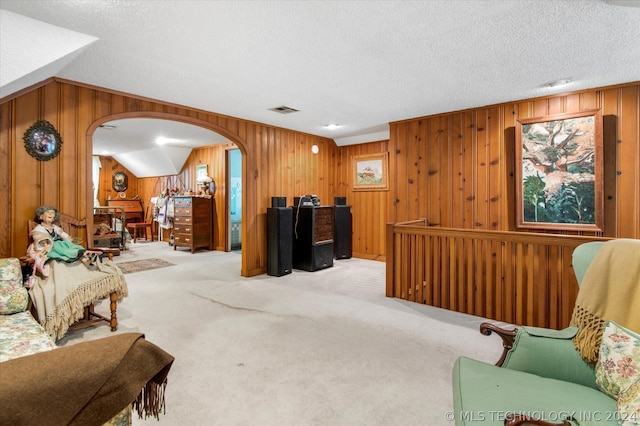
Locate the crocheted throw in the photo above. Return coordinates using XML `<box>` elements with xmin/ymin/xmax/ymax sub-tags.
<box><xmin>28</xmin><ymin>258</ymin><xmax>128</xmax><ymax>340</ymax></box>
<box><xmin>569</xmin><ymin>239</ymin><xmax>640</xmax><ymax>364</ymax></box>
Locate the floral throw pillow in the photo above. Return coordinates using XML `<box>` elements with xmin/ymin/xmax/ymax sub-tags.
<box><xmin>618</xmin><ymin>378</ymin><xmax>640</xmax><ymax>425</ymax></box>
<box><xmin>595</xmin><ymin>321</ymin><xmax>640</xmax><ymax>399</ymax></box>
<box><xmin>0</xmin><ymin>258</ymin><xmax>29</xmax><ymax>315</ymax></box>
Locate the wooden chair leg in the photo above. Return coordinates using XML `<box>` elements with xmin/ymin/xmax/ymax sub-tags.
<box><xmin>109</xmin><ymin>291</ymin><xmax>118</xmax><ymax>331</ymax></box>
<box><xmin>84</xmin><ymin>304</ymin><xmax>94</xmax><ymax>320</ymax></box>
<box><xmin>68</xmin><ymin>296</ymin><xmax>118</xmax><ymax>332</ymax></box>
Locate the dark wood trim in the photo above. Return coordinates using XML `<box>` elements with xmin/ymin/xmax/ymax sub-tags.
<box><xmin>0</xmin><ymin>77</ymin><xmax>55</xmax><ymax>104</ymax></box>
<box><xmin>504</xmin><ymin>413</ymin><xmax>573</xmax><ymax>426</ymax></box>
<box><xmin>480</xmin><ymin>322</ymin><xmax>518</xmax><ymax>367</ymax></box>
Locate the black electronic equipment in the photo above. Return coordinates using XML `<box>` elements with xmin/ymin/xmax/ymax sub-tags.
<box><xmin>267</xmin><ymin>207</ymin><xmax>293</xmax><ymax>276</ymax></box>
<box><xmin>334</xmin><ymin>196</ymin><xmax>347</xmax><ymax>206</ymax></box>
<box><xmin>334</xmin><ymin>204</ymin><xmax>352</xmax><ymax>259</ymax></box>
<box><xmin>294</xmin><ymin>195</ymin><xmax>320</xmax><ymax>207</ymax></box>
<box><xmin>291</xmin><ymin>205</ymin><xmax>333</xmax><ymax>271</ymax></box>
<box><xmin>271</xmin><ymin>196</ymin><xmax>286</xmax><ymax>207</ymax></box>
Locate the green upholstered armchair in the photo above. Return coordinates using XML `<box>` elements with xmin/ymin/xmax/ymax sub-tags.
<box><xmin>481</xmin><ymin>242</ymin><xmax>604</xmax><ymax>388</ymax></box>
<box><xmin>452</xmin><ymin>241</ymin><xmax>628</xmax><ymax>426</ymax></box>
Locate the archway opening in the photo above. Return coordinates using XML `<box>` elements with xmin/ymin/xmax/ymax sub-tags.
<box><xmin>87</xmin><ymin>113</ymin><xmax>249</xmax><ymax>275</ymax></box>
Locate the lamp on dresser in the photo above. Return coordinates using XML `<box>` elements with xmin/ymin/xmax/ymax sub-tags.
<box><xmin>196</xmin><ymin>175</ymin><xmax>213</xmax><ymax>195</ymax></box>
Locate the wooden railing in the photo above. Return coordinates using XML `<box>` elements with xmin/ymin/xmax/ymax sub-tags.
<box><xmin>386</xmin><ymin>221</ymin><xmax>608</xmax><ymax>329</ymax></box>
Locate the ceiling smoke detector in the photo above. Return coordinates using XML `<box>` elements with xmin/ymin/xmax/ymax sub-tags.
<box><xmin>269</xmin><ymin>105</ymin><xmax>299</xmax><ymax>114</ymax></box>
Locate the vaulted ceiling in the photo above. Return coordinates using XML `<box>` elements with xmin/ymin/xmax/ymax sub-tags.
<box><xmin>2</xmin><ymin>1</ymin><xmax>639</xmax><ymax>177</ymax></box>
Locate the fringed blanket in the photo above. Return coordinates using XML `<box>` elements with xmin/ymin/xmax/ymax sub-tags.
<box><xmin>28</xmin><ymin>258</ymin><xmax>128</xmax><ymax>340</ymax></box>
<box><xmin>0</xmin><ymin>332</ymin><xmax>174</xmax><ymax>426</ymax></box>
<box><xmin>569</xmin><ymin>238</ymin><xmax>640</xmax><ymax>364</ymax></box>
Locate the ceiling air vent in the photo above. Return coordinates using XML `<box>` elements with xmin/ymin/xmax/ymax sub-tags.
<box><xmin>269</xmin><ymin>105</ymin><xmax>299</xmax><ymax>114</ymax></box>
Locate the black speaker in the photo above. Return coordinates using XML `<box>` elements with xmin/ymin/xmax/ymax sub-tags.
<box><xmin>334</xmin><ymin>196</ymin><xmax>347</xmax><ymax>206</ymax></box>
<box><xmin>271</xmin><ymin>196</ymin><xmax>286</xmax><ymax>207</ymax></box>
<box><xmin>311</xmin><ymin>241</ymin><xmax>334</xmax><ymax>270</ymax></box>
<box><xmin>267</xmin><ymin>207</ymin><xmax>293</xmax><ymax>276</ymax></box>
<box><xmin>334</xmin><ymin>205</ymin><xmax>352</xmax><ymax>259</ymax></box>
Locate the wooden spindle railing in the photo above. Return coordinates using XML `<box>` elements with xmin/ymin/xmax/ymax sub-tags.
<box><xmin>386</xmin><ymin>221</ymin><xmax>608</xmax><ymax>329</ymax></box>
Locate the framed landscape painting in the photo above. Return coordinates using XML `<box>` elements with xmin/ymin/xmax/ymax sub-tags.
<box><xmin>352</xmin><ymin>152</ymin><xmax>388</xmax><ymax>191</ymax></box>
<box><xmin>196</xmin><ymin>164</ymin><xmax>208</xmax><ymax>180</ymax></box>
<box><xmin>515</xmin><ymin>109</ymin><xmax>603</xmax><ymax>232</ymax></box>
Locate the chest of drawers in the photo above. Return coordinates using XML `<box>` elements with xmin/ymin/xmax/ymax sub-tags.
<box><xmin>172</xmin><ymin>196</ymin><xmax>213</xmax><ymax>253</ymax></box>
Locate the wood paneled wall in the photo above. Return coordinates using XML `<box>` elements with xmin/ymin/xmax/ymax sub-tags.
<box><xmin>334</xmin><ymin>141</ymin><xmax>389</xmax><ymax>260</ymax></box>
<box><xmin>148</xmin><ymin>132</ymin><xmax>342</xmax><ymax>253</ymax></box>
<box><xmin>95</xmin><ymin>156</ymin><xmax>140</xmax><ymax>205</ymax></box>
<box><xmin>2</xmin><ymin>78</ymin><xmax>639</xmax><ymax>279</ymax></box>
<box><xmin>99</xmin><ymin>138</ymin><xmax>389</xmax><ymax>257</ymax></box>
<box><xmin>0</xmin><ymin>78</ymin><xmax>337</xmax><ymax>276</ymax></box>
<box><xmin>388</xmin><ymin>83</ymin><xmax>640</xmax><ymax>239</ymax></box>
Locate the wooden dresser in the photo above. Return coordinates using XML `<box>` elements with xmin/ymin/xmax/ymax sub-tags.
<box><xmin>172</xmin><ymin>196</ymin><xmax>213</xmax><ymax>253</ymax></box>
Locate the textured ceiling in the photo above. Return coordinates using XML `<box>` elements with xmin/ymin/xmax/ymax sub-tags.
<box><xmin>1</xmin><ymin>0</ymin><xmax>640</xmax><ymax>176</ymax></box>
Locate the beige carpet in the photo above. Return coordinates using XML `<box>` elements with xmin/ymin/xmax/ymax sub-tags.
<box><xmin>57</xmin><ymin>241</ymin><xmax>504</xmax><ymax>425</ymax></box>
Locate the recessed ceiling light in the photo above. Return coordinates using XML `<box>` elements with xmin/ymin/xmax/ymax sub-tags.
<box><xmin>156</xmin><ymin>136</ymin><xmax>184</xmax><ymax>145</ymax></box>
<box><xmin>101</xmin><ymin>150</ymin><xmax>109</xmax><ymax>155</ymax></box>
<box><xmin>544</xmin><ymin>78</ymin><xmax>573</xmax><ymax>88</ymax></box>
<box><xmin>325</xmin><ymin>124</ymin><xmax>341</xmax><ymax>130</ymax></box>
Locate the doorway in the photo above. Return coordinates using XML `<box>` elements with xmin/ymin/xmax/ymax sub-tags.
<box><xmin>228</xmin><ymin>149</ymin><xmax>242</xmax><ymax>251</ymax></box>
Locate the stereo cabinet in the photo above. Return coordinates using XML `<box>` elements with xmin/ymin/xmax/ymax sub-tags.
<box><xmin>173</xmin><ymin>196</ymin><xmax>213</xmax><ymax>253</ymax></box>
<box><xmin>292</xmin><ymin>206</ymin><xmax>334</xmax><ymax>272</ymax></box>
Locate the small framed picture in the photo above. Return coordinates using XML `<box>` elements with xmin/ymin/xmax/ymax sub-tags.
<box><xmin>196</xmin><ymin>164</ymin><xmax>208</xmax><ymax>180</ymax></box>
<box><xmin>23</xmin><ymin>120</ymin><xmax>63</xmax><ymax>161</ymax></box>
<box><xmin>352</xmin><ymin>152</ymin><xmax>389</xmax><ymax>191</ymax></box>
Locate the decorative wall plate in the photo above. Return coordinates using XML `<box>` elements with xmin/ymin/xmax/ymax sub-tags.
<box><xmin>23</xmin><ymin>120</ymin><xmax>63</xmax><ymax>161</ymax></box>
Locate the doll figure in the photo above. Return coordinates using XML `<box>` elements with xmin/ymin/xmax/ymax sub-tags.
<box><xmin>25</xmin><ymin>206</ymin><xmax>128</xmax><ymax>340</ymax></box>
<box><xmin>31</xmin><ymin>206</ymin><xmax>86</xmax><ymax>263</ymax></box>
